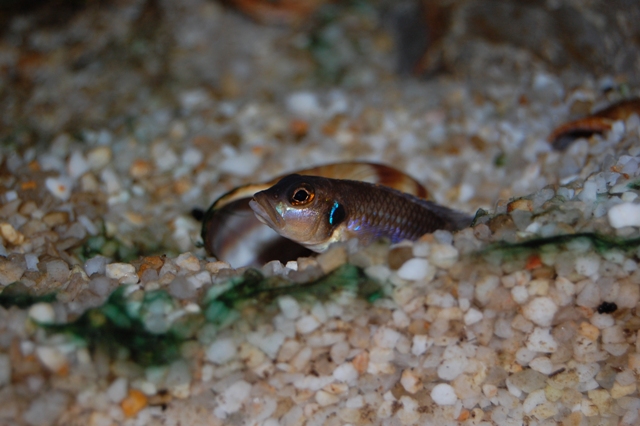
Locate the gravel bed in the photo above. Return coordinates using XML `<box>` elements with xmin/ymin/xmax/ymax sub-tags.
<box><xmin>1</xmin><ymin>1</ymin><xmax>640</xmax><ymax>425</ymax></box>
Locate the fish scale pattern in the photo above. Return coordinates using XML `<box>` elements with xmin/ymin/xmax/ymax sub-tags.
<box><xmin>342</xmin><ymin>182</ymin><xmax>452</xmax><ymax>243</ymax></box>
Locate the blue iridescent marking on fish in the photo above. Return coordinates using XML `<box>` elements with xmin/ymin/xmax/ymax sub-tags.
<box><xmin>329</xmin><ymin>202</ymin><xmax>340</xmax><ymax>225</ymax></box>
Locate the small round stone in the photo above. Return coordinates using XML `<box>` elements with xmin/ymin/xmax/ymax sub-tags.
<box><xmin>430</xmin><ymin>383</ymin><xmax>457</xmax><ymax>405</ymax></box>
<box><xmin>396</xmin><ymin>258</ymin><xmax>433</xmax><ymax>281</ymax></box>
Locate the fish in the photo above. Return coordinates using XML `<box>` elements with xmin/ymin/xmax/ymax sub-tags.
<box><xmin>548</xmin><ymin>98</ymin><xmax>640</xmax><ymax>150</ymax></box>
<box><xmin>249</xmin><ymin>174</ymin><xmax>472</xmax><ymax>252</ymax></box>
<box><xmin>201</xmin><ymin>162</ymin><xmax>429</xmax><ymax>266</ymax></box>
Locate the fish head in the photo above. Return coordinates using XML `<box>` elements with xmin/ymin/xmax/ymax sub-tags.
<box><xmin>249</xmin><ymin>174</ymin><xmax>346</xmax><ymax>252</ymax></box>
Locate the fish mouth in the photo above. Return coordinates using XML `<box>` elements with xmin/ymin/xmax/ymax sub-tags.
<box><xmin>249</xmin><ymin>194</ymin><xmax>284</xmax><ymax>229</ymax></box>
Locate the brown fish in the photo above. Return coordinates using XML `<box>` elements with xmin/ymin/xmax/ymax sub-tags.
<box><xmin>250</xmin><ymin>174</ymin><xmax>472</xmax><ymax>252</ymax></box>
<box><xmin>201</xmin><ymin>162</ymin><xmax>429</xmax><ymax>266</ymax></box>
<box><xmin>548</xmin><ymin>98</ymin><xmax>640</xmax><ymax>150</ymax></box>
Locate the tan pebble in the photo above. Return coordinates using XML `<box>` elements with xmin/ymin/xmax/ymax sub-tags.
<box><xmin>507</xmin><ymin>198</ymin><xmax>533</xmax><ymax>212</ymax></box>
<box><xmin>482</xmin><ymin>384</ymin><xmax>497</xmax><ymax>398</ymax></box>
<box><xmin>628</xmin><ymin>352</ymin><xmax>640</xmax><ymax>375</ymax></box>
<box><xmin>80</xmin><ymin>173</ymin><xmax>100</xmax><ymax>192</ymax></box>
<box><xmin>124</xmin><ymin>212</ymin><xmax>145</xmax><ymax>226</ymax></box>
<box><xmin>527</xmin><ymin>279</ymin><xmax>549</xmax><ymax>296</ymax></box>
<box><xmin>88</xmin><ymin>412</ymin><xmax>113</xmax><ymax>426</ymax></box>
<box><xmin>130</xmin><ymin>159</ymin><xmax>153</xmax><ymax>178</ymax></box>
<box><xmin>337</xmin><ymin>408</ymin><xmax>360</xmax><ymax>423</ymax></box>
<box><xmin>173</xmin><ymin>177</ymin><xmax>192</xmax><ymax>195</ymax></box>
<box><xmin>580</xmin><ymin>398</ymin><xmax>599</xmax><ymax>417</ymax></box>
<box><xmin>42</xmin><ymin>211</ymin><xmax>69</xmax><ymax>227</ymax></box>
<box><xmin>562</xmin><ymin>411</ymin><xmax>584</xmax><ymax>426</ymax></box>
<box><xmin>0</xmin><ymin>222</ymin><xmax>24</xmax><ymax>245</ymax></box>
<box><xmin>0</xmin><ymin>259</ymin><xmax>25</xmax><ymax>285</ymax></box>
<box><xmin>578</xmin><ymin>322</ymin><xmax>599</xmax><ymax>340</ymax></box>
<box><xmin>530</xmin><ymin>401</ymin><xmax>558</xmax><ymax>420</ymax></box>
<box><xmin>587</xmin><ymin>389</ymin><xmax>610</xmax><ymax>414</ymax></box>
<box><xmin>36</xmin><ymin>346</ymin><xmax>68</xmax><ymax>374</ymax></box>
<box><xmin>316</xmin><ymin>246</ymin><xmax>347</xmax><ymax>274</ymax></box>
<box><xmin>175</xmin><ymin>252</ymin><xmax>201</xmax><ymax>272</ymax></box>
<box><xmin>239</xmin><ymin>343</ymin><xmax>267</xmax><ymax>369</ymax></box>
<box><xmin>87</xmin><ymin>147</ymin><xmax>112</xmax><ymax>170</ymax></box>
<box><xmin>323</xmin><ymin>383</ymin><xmax>348</xmax><ymax>394</ymax></box>
<box><xmin>544</xmin><ymin>385</ymin><xmax>563</xmax><ymax>402</ymax></box>
<box><xmin>559</xmin><ymin>388</ymin><xmax>582</xmax><ymax>407</ymax></box>
<box><xmin>400</xmin><ymin>369</ymin><xmax>422</xmax><ymax>394</ymax></box>
<box><xmin>121</xmin><ymin>389</ymin><xmax>148</xmax><ymax>418</ymax></box>
<box><xmin>548</xmin><ymin>370</ymin><xmax>579</xmax><ymax>390</ymax></box>
<box><xmin>470</xmin><ymin>408</ymin><xmax>484</xmax><ymax>422</ymax></box>
<box><xmin>610</xmin><ymin>381</ymin><xmax>636</xmax><ymax>398</ymax></box>
<box><xmin>352</xmin><ymin>351</ymin><xmax>369</xmax><ymax>374</ymax></box>
<box><xmin>205</xmin><ymin>261</ymin><xmax>231</xmax><ymax>274</ymax></box>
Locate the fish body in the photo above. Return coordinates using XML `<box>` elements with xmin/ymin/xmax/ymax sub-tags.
<box><xmin>250</xmin><ymin>174</ymin><xmax>472</xmax><ymax>252</ymax></box>
<box><xmin>201</xmin><ymin>162</ymin><xmax>429</xmax><ymax>266</ymax></box>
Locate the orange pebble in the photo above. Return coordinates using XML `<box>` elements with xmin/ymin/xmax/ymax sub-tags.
<box><xmin>21</xmin><ymin>181</ymin><xmax>37</xmax><ymax>190</ymax></box>
<box><xmin>121</xmin><ymin>389</ymin><xmax>148</xmax><ymax>418</ymax></box>
<box><xmin>138</xmin><ymin>255</ymin><xmax>165</xmax><ymax>277</ymax></box>
<box><xmin>525</xmin><ymin>254</ymin><xmax>542</xmax><ymax>270</ymax></box>
<box><xmin>28</xmin><ymin>161</ymin><xmax>40</xmax><ymax>171</ymax></box>
<box><xmin>352</xmin><ymin>351</ymin><xmax>369</xmax><ymax>374</ymax></box>
<box><xmin>457</xmin><ymin>409</ymin><xmax>471</xmax><ymax>421</ymax></box>
<box><xmin>290</xmin><ymin>118</ymin><xmax>309</xmax><ymax>139</ymax></box>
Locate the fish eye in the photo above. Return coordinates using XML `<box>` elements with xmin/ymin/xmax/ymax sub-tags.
<box><xmin>290</xmin><ymin>185</ymin><xmax>314</xmax><ymax>205</ymax></box>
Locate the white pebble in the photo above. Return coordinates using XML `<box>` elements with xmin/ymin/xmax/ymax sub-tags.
<box><xmin>522</xmin><ymin>297</ymin><xmax>558</xmax><ymax>327</ymax></box>
<box><xmin>529</xmin><ymin>357</ymin><xmax>553</xmax><ymax>375</ymax></box>
<box><xmin>35</xmin><ymin>346</ymin><xmax>67</xmax><ymax>372</ymax></box>
<box><xmin>575</xmin><ymin>254</ymin><xmax>601</xmax><ymax>277</ymax></box>
<box><xmin>475</xmin><ymin>275</ymin><xmax>500</xmax><ymax>305</ymax></box>
<box><xmin>206</xmin><ymin>338</ymin><xmax>237</xmax><ymax>364</ymax></box>
<box><xmin>296</xmin><ymin>315</ymin><xmax>320</xmax><ymax>334</ymax></box>
<box><xmin>107</xmin><ymin>377</ymin><xmax>128</xmax><ymax>403</ymax></box>
<box><xmin>286</xmin><ymin>92</ymin><xmax>321</xmax><ymax>117</ymax></box>
<box><xmin>315</xmin><ymin>390</ymin><xmax>339</xmax><ymax>407</ymax></box>
<box><xmin>579</xmin><ymin>181</ymin><xmax>598</xmax><ymax>202</ymax></box>
<box><xmin>278</xmin><ymin>296</ymin><xmax>301</xmax><ymax>320</ymax></box>
<box><xmin>25</xmin><ymin>254</ymin><xmax>39</xmax><ymax>271</ymax></box>
<box><xmin>429</xmin><ymin>244</ymin><xmax>459</xmax><ymax>268</ymax></box>
<box><xmin>463</xmin><ymin>308</ymin><xmax>483</xmax><ymax>325</ymax></box>
<box><xmin>511</xmin><ymin>286</ymin><xmax>529</xmax><ymax>304</ymax></box>
<box><xmin>333</xmin><ymin>363</ymin><xmax>358</xmax><ymax>383</ymax></box>
<box><xmin>430</xmin><ymin>383</ymin><xmax>457</xmax><ymax>405</ymax></box>
<box><xmin>67</xmin><ymin>151</ymin><xmax>90</xmax><ymax>179</ymax></box>
<box><xmin>608</xmin><ymin>203</ymin><xmax>640</xmax><ymax>228</ymax></box>
<box><xmin>411</xmin><ymin>335</ymin><xmax>432</xmax><ymax>356</ymax></box>
<box><xmin>247</xmin><ymin>331</ymin><xmax>285</xmax><ymax>359</ymax></box>
<box><xmin>84</xmin><ymin>255</ymin><xmax>108</xmax><ymax>276</ymax></box>
<box><xmin>526</xmin><ymin>327</ymin><xmax>558</xmax><ymax>353</ymax></box>
<box><xmin>105</xmin><ymin>263</ymin><xmax>138</xmax><ymax>284</ymax></box>
<box><xmin>45</xmin><ymin>176</ymin><xmax>73</xmax><ymax>200</ymax></box>
<box><xmin>219</xmin><ymin>152</ymin><xmax>260</xmax><ymax>177</ymax></box>
<box><xmin>373</xmin><ymin>327</ymin><xmax>402</xmax><ymax>349</ymax></box>
<box><xmin>214</xmin><ymin>380</ymin><xmax>252</xmax><ymax>418</ymax></box>
<box><xmin>28</xmin><ymin>303</ymin><xmax>55</xmax><ymax>323</ymax></box>
<box><xmin>397</xmin><ymin>258</ymin><xmax>433</xmax><ymax>281</ymax></box>
<box><xmin>523</xmin><ymin>389</ymin><xmax>547</xmax><ymax>414</ymax></box>
<box><xmin>576</xmin><ymin>282</ymin><xmax>601</xmax><ymax>308</ymax></box>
